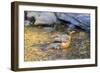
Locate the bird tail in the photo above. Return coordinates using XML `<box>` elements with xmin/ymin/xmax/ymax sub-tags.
<box><xmin>69</xmin><ymin>31</ymin><xmax>76</xmax><ymax>36</ymax></box>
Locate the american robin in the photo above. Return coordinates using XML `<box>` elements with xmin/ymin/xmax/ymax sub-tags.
<box><xmin>60</xmin><ymin>31</ymin><xmax>76</xmax><ymax>49</ymax></box>
<box><xmin>60</xmin><ymin>36</ymin><xmax>71</xmax><ymax>49</ymax></box>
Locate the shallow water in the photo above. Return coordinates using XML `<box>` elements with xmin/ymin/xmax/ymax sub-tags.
<box><xmin>24</xmin><ymin>26</ymin><xmax>90</xmax><ymax>61</ymax></box>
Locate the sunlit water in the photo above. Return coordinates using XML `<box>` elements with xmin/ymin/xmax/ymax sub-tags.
<box><xmin>24</xmin><ymin>26</ymin><xmax>90</xmax><ymax>61</ymax></box>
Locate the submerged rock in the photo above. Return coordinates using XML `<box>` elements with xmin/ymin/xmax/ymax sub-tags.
<box><xmin>48</xmin><ymin>43</ymin><xmax>61</xmax><ymax>50</ymax></box>
<box><xmin>39</xmin><ymin>43</ymin><xmax>61</xmax><ymax>51</ymax></box>
<box><xmin>42</xmin><ymin>27</ymin><xmax>54</xmax><ymax>32</ymax></box>
<box><xmin>52</xmin><ymin>34</ymin><xmax>71</xmax><ymax>42</ymax></box>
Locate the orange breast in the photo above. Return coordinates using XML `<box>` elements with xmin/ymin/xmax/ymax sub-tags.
<box><xmin>60</xmin><ymin>41</ymin><xmax>70</xmax><ymax>49</ymax></box>
<box><xmin>60</xmin><ymin>35</ymin><xmax>71</xmax><ymax>49</ymax></box>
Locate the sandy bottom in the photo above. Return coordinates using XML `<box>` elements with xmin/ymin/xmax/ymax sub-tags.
<box><xmin>24</xmin><ymin>26</ymin><xmax>90</xmax><ymax>62</ymax></box>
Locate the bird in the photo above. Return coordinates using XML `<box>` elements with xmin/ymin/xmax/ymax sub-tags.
<box><xmin>60</xmin><ymin>31</ymin><xmax>76</xmax><ymax>50</ymax></box>
<box><xmin>60</xmin><ymin>35</ymin><xmax>71</xmax><ymax>49</ymax></box>
<box><xmin>50</xmin><ymin>31</ymin><xmax>75</xmax><ymax>50</ymax></box>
